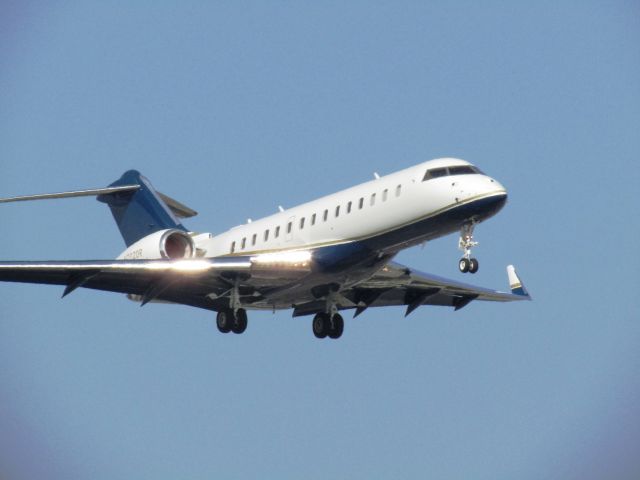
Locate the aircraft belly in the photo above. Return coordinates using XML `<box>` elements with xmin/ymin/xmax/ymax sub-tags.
<box><xmin>251</xmin><ymin>255</ymin><xmax>389</xmax><ymax>310</ymax></box>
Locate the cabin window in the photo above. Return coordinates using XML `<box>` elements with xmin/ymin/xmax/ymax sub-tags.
<box><xmin>275</xmin><ymin>226</ymin><xmax>280</xmax><ymax>238</ymax></box>
<box><xmin>264</xmin><ymin>230</ymin><xmax>269</xmax><ymax>242</ymax></box>
<box><xmin>323</xmin><ymin>209</ymin><xmax>328</xmax><ymax>221</ymax></box>
<box><xmin>300</xmin><ymin>217</ymin><xmax>305</xmax><ymax>229</ymax></box>
<box><xmin>395</xmin><ymin>184</ymin><xmax>402</xmax><ymax>197</ymax></box>
<box><xmin>335</xmin><ymin>205</ymin><xmax>340</xmax><ymax>217</ymax></box>
<box><xmin>370</xmin><ymin>193</ymin><xmax>376</xmax><ymax>206</ymax></box>
<box><xmin>359</xmin><ymin>197</ymin><xmax>364</xmax><ymax>209</ymax></box>
<box><xmin>287</xmin><ymin>222</ymin><xmax>292</xmax><ymax>234</ymax></box>
<box><xmin>382</xmin><ymin>189</ymin><xmax>388</xmax><ymax>201</ymax></box>
<box><xmin>347</xmin><ymin>201</ymin><xmax>352</xmax><ymax>213</ymax></box>
<box><xmin>252</xmin><ymin>233</ymin><xmax>257</xmax><ymax>246</ymax></box>
<box><xmin>230</xmin><ymin>241</ymin><xmax>236</xmax><ymax>253</ymax></box>
<box><xmin>241</xmin><ymin>237</ymin><xmax>246</xmax><ymax>249</ymax></box>
<box><xmin>311</xmin><ymin>213</ymin><xmax>316</xmax><ymax>225</ymax></box>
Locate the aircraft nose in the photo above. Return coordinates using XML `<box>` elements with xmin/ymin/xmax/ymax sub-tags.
<box><xmin>494</xmin><ymin>190</ymin><xmax>508</xmax><ymax>210</ymax></box>
<box><xmin>473</xmin><ymin>176</ymin><xmax>508</xmax><ymax>218</ymax></box>
<box><xmin>490</xmin><ymin>176</ymin><xmax>507</xmax><ymax>201</ymax></box>
<box><xmin>471</xmin><ymin>187</ymin><xmax>507</xmax><ymax>221</ymax></box>
<box><xmin>486</xmin><ymin>175</ymin><xmax>506</xmax><ymax>192</ymax></box>
<box><xmin>484</xmin><ymin>174</ymin><xmax>506</xmax><ymax>197</ymax></box>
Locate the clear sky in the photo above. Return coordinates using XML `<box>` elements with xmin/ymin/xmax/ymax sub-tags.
<box><xmin>1</xmin><ymin>1</ymin><xmax>639</xmax><ymax>479</ymax></box>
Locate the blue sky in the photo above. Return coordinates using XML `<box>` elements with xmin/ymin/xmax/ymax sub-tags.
<box><xmin>1</xmin><ymin>1</ymin><xmax>639</xmax><ymax>479</ymax></box>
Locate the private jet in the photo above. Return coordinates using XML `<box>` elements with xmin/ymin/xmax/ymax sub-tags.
<box><xmin>0</xmin><ymin>158</ymin><xmax>530</xmax><ymax>339</ymax></box>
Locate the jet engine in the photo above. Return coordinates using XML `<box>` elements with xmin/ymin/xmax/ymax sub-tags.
<box><xmin>117</xmin><ymin>229</ymin><xmax>196</xmax><ymax>260</ymax></box>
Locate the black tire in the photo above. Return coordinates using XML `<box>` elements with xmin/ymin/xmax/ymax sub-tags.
<box><xmin>232</xmin><ymin>308</ymin><xmax>248</xmax><ymax>334</ymax></box>
<box><xmin>469</xmin><ymin>258</ymin><xmax>479</xmax><ymax>274</ymax></box>
<box><xmin>216</xmin><ymin>309</ymin><xmax>233</xmax><ymax>333</ymax></box>
<box><xmin>328</xmin><ymin>313</ymin><xmax>344</xmax><ymax>339</ymax></box>
<box><xmin>458</xmin><ymin>258</ymin><xmax>470</xmax><ymax>273</ymax></box>
<box><xmin>312</xmin><ymin>313</ymin><xmax>328</xmax><ymax>339</ymax></box>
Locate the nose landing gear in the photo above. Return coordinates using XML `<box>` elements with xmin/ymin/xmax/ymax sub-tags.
<box><xmin>458</xmin><ymin>222</ymin><xmax>479</xmax><ymax>274</ymax></box>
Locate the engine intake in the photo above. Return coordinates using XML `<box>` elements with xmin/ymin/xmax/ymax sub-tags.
<box><xmin>161</xmin><ymin>230</ymin><xmax>195</xmax><ymax>259</ymax></box>
<box><xmin>117</xmin><ymin>229</ymin><xmax>196</xmax><ymax>260</ymax></box>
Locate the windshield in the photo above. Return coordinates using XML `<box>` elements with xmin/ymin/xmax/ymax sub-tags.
<box><xmin>423</xmin><ymin>165</ymin><xmax>483</xmax><ymax>181</ymax></box>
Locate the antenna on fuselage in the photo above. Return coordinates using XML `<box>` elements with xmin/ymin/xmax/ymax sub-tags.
<box><xmin>373</xmin><ymin>172</ymin><xmax>380</xmax><ymax>179</ymax></box>
<box><xmin>278</xmin><ymin>205</ymin><xmax>284</xmax><ymax>212</ymax></box>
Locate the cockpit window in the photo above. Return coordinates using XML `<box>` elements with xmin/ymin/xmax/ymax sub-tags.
<box><xmin>448</xmin><ymin>165</ymin><xmax>476</xmax><ymax>175</ymax></box>
<box><xmin>423</xmin><ymin>165</ymin><xmax>483</xmax><ymax>181</ymax></box>
<box><xmin>423</xmin><ymin>167</ymin><xmax>448</xmax><ymax>181</ymax></box>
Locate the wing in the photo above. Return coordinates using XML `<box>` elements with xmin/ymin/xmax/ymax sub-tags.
<box><xmin>293</xmin><ymin>261</ymin><xmax>530</xmax><ymax>318</ymax></box>
<box><xmin>1</xmin><ymin>255</ymin><xmax>529</xmax><ymax>317</ymax></box>
<box><xmin>0</xmin><ymin>255</ymin><xmax>311</xmax><ymax>312</ymax></box>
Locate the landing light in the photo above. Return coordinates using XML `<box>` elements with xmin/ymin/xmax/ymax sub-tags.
<box><xmin>251</xmin><ymin>250</ymin><xmax>312</xmax><ymax>266</ymax></box>
<box><xmin>172</xmin><ymin>260</ymin><xmax>213</xmax><ymax>272</ymax></box>
<box><xmin>142</xmin><ymin>259</ymin><xmax>213</xmax><ymax>272</ymax></box>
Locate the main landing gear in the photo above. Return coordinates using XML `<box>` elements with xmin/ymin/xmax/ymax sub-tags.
<box><xmin>311</xmin><ymin>288</ymin><xmax>345</xmax><ymax>340</ymax></box>
<box><xmin>458</xmin><ymin>222</ymin><xmax>479</xmax><ymax>274</ymax></box>
<box><xmin>216</xmin><ymin>308</ymin><xmax>248</xmax><ymax>334</ymax></box>
<box><xmin>215</xmin><ymin>277</ymin><xmax>248</xmax><ymax>334</ymax></box>
<box><xmin>312</xmin><ymin>312</ymin><xmax>344</xmax><ymax>339</ymax></box>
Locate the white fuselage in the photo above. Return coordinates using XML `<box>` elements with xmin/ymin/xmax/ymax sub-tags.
<box><xmin>193</xmin><ymin>158</ymin><xmax>507</xmax><ymax>259</ymax></box>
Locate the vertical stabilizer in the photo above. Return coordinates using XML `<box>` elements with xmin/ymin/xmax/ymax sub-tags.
<box><xmin>97</xmin><ymin>170</ymin><xmax>187</xmax><ymax>246</ymax></box>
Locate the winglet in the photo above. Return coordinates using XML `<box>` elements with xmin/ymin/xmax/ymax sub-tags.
<box><xmin>507</xmin><ymin>265</ymin><xmax>530</xmax><ymax>298</ymax></box>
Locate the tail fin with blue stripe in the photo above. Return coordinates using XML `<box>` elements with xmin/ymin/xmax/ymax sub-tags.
<box><xmin>97</xmin><ymin>170</ymin><xmax>195</xmax><ymax>247</ymax></box>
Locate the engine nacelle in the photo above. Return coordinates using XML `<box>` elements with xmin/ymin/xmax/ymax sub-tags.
<box><xmin>117</xmin><ymin>229</ymin><xmax>196</xmax><ymax>260</ymax></box>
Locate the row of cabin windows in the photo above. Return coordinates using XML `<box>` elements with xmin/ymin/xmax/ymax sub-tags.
<box><xmin>229</xmin><ymin>184</ymin><xmax>403</xmax><ymax>253</ymax></box>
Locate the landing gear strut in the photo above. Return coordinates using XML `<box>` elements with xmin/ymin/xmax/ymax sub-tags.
<box><xmin>458</xmin><ymin>222</ymin><xmax>479</xmax><ymax>274</ymax></box>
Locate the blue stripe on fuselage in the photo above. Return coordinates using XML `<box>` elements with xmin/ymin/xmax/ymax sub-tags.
<box><xmin>311</xmin><ymin>193</ymin><xmax>507</xmax><ymax>273</ymax></box>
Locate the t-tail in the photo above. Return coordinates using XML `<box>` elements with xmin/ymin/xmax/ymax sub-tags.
<box><xmin>96</xmin><ymin>170</ymin><xmax>197</xmax><ymax>246</ymax></box>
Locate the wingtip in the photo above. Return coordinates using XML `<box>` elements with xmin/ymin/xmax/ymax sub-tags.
<box><xmin>507</xmin><ymin>265</ymin><xmax>530</xmax><ymax>298</ymax></box>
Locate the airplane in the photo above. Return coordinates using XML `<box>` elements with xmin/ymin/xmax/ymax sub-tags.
<box><xmin>0</xmin><ymin>158</ymin><xmax>530</xmax><ymax>339</ymax></box>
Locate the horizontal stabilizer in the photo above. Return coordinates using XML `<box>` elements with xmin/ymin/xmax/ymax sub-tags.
<box><xmin>0</xmin><ymin>170</ymin><xmax>197</xmax><ymax>246</ymax></box>
<box><xmin>0</xmin><ymin>185</ymin><xmax>140</xmax><ymax>203</ymax></box>
<box><xmin>157</xmin><ymin>191</ymin><xmax>198</xmax><ymax>218</ymax></box>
